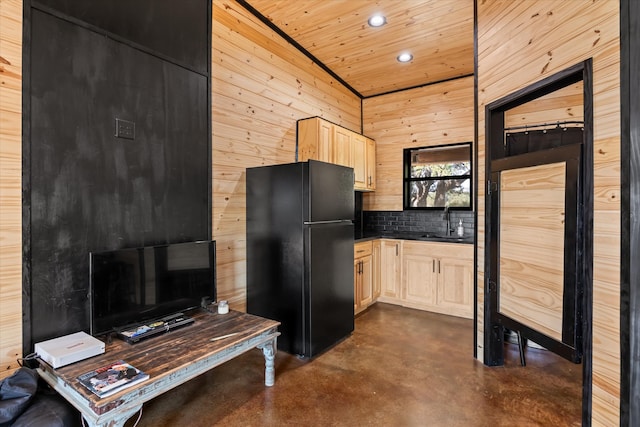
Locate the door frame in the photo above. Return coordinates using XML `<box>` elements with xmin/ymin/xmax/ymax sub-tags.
<box><xmin>483</xmin><ymin>60</ymin><xmax>594</xmax><ymax>425</ymax></box>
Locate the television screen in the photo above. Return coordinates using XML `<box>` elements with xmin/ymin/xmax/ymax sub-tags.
<box><xmin>89</xmin><ymin>240</ymin><xmax>216</xmax><ymax>336</ymax></box>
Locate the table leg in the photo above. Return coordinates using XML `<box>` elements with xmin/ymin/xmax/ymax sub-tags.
<box><xmin>81</xmin><ymin>404</ymin><xmax>143</xmax><ymax>427</ymax></box>
<box><xmin>257</xmin><ymin>339</ymin><xmax>276</xmax><ymax>386</ymax></box>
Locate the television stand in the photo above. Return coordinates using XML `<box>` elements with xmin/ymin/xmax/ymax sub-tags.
<box><xmin>37</xmin><ymin>309</ymin><xmax>280</xmax><ymax>427</ymax></box>
<box><xmin>117</xmin><ymin>312</ymin><xmax>195</xmax><ymax>343</ymax></box>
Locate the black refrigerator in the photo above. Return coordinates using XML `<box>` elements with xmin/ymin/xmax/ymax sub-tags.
<box><xmin>246</xmin><ymin>160</ymin><xmax>355</xmax><ymax>358</ymax></box>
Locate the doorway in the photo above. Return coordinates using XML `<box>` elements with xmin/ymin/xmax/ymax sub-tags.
<box><xmin>484</xmin><ymin>60</ymin><xmax>593</xmax><ymax>424</ymax></box>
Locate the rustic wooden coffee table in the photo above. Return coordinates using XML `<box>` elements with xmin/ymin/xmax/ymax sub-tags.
<box><xmin>37</xmin><ymin>309</ymin><xmax>280</xmax><ymax>427</ymax></box>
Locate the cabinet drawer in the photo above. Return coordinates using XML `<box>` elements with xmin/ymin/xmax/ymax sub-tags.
<box><xmin>354</xmin><ymin>241</ymin><xmax>373</xmax><ymax>258</ymax></box>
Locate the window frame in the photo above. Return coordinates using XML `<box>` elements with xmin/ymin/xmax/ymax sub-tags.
<box><xmin>402</xmin><ymin>141</ymin><xmax>473</xmax><ymax>211</ymax></box>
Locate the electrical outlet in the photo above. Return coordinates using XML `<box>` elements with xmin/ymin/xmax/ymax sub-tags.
<box><xmin>115</xmin><ymin>118</ymin><xmax>135</xmax><ymax>140</ymax></box>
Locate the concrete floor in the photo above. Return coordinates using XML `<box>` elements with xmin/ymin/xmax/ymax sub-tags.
<box><xmin>125</xmin><ymin>303</ymin><xmax>582</xmax><ymax>427</ymax></box>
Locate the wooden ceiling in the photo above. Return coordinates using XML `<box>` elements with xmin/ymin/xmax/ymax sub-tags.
<box><xmin>242</xmin><ymin>0</ymin><xmax>474</xmax><ymax>98</ymax></box>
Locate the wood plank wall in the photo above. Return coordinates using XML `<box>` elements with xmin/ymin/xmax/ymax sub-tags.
<box><xmin>0</xmin><ymin>0</ymin><xmax>23</xmax><ymax>378</ymax></box>
<box><xmin>0</xmin><ymin>6</ymin><xmax>625</xmax><ymax>424</ymax></box>
<box><xmin>211</xmin><ymin>1</ymin><xmax>361</xmax><ymax>310</ymax></box>
<box><xmin>505</xmin><ymin>82</ymin><xmax>584</xmax><ymax>127</ymax></box>
<box><xmin>476</xmin><ymin>1</ymin><xmax>620</xmax><ymax>425</ymax></box>
<box><xmin>362</xmin><ymin>76</ymin><xmax>475</xmax><ymax>211</ymax></box>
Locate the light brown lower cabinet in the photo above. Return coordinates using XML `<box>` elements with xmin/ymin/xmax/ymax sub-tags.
<box><xmin>373</xmin><ymin>239</ymin><xmax>474</xmax><ymax>319</ymax></box>
<box><xmin>354</xmin><ymin>241</ymin><xmax>374</xmax><ymax>314</ymax></box>
<box><xmin>378</xmin><ymin>239</ymin><xmax>402</xmax><ymax>299</ymax></box>
<box><xmin>372</xmin><ymin>240</ymin><xmax>381</xmax><ymax>300</ymax></box>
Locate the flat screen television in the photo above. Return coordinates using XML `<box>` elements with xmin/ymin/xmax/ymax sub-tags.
<box><xmin>89</xmin><ymin>240</ymin><xmax>216</xmax><ymax>337</ymax></box>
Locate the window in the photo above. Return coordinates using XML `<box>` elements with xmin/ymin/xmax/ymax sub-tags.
<box><xmin>403</xmin><ymin>142</ymin><xmax>472</xmax><ymax>209</ymax></box>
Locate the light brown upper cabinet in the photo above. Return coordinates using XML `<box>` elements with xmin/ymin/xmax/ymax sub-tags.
<box><xmin>297</xmin><ymin>117</ymin><xmax>376</xmax><ymax>191</ymax></box>
<box><xmin>333</xmin><ymin>125</ymin><xmax>352</xmax><ymax>169</ymax></box>
<box><xmin>366</xmin><ymin>137</ymin><xmax>376</xmax><ymax>191</ymax></box>
<box><xmin>352</xmin><ymin>133</ymin><xmax>376</xmax><ymax>191</ymax></box>
<box><xmin>351</xmin><ymin>133</ymin><xmax>367</xmax><ymax>188</ymax></box>
<box><xmin>296</xmin><ymin>117</ymin><xmax>334</xmax><ymax>163</ymax></box>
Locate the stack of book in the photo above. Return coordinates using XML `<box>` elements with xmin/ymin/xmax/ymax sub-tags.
<box><xmin>77</xmin><ymin>360</ymin><xmax>149</xmax><ymax>398</ymax></box>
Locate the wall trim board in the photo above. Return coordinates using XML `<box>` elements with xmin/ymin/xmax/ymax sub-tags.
<box><xmin>22</xmin><ymin>0</ymin><xmax>33</xmax><ymax>365</ymax></box>
<box><xmin>207</xmin><ymin>0</ymin><xmax>213</xmax><ymax>244</ymax></box>
<box><xmin>235</xmin><ymin>0</ymin><xmax>361</xmax><ymax>99</ymax></box>
<box><xmin>473</xmin><ymin>0</ymin><xmax>479</xmax><ymax>360</ymax></box>
<box><xmin>620</xmin><ymin>0</ymin><xmax>639</xmax><ymax>423</ymax></box>
<box><xmin>363</xmin><ymin>73</ymin><xmax>475</xmax><ymax>100</ymax></box>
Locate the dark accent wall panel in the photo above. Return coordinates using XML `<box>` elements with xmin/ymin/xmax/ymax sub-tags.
<box><xmin>34</xmin><ymin>0</ymin><xmax>209</xmax><ymax>74</ymax></box>
<box><xmin>621</xmin><ymin>0</ymin><xmax>640</xmax><ymax>424</ymax></box>
<box><xmin>28</xmin><ymin>9</ymin><xmax>209</xmax><ymax>345</ymax></box>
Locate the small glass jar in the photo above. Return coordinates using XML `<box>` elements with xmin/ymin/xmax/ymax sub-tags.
<box><xmin>217</xmin><ymin>300</ymin><xmax>229</xmax><ymax>314</ymax></box>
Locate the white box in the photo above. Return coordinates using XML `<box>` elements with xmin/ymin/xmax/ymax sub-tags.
<box><xmin>35</xmin><ymin>331</ymin><xmax>105</xmax><ymax>369</ymax></box>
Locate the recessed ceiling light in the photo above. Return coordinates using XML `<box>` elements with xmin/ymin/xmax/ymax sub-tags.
<box><xmin>368</xmin><ymin>14</ymin><xmax>387</xmax><ymax>27</ymax></box>
<box><xmin>397</xmin><ymin>52</ymin><xmax>413</xmax><ymax>63</ymax></box>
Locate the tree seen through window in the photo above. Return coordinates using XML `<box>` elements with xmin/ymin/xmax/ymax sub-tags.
<box><xmin>404</xmin><ymin>143</ymin><xmax>472</xmax><ymax>209</ymax></box>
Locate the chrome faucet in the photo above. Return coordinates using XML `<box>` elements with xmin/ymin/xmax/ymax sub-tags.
<box><xmin>443</xmin><ymin>206</ymin><xmax>451</xmax><ymax>236</ymax></box>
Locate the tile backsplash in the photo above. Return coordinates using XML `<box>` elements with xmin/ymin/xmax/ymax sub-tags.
<box><xmin>362</xmin><ymin>210</ymin><xmax>475</xmax><ymax>237</ymax></box>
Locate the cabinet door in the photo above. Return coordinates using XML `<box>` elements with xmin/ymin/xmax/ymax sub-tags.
<box><xmin>437</xmin><ymin>257</ymin><xmax>473</xmax><ymax>319</ymax></box>
<box><xmin>401</xmin><ymin>241</ymin><xmax>473</xmax><ymax>318</ymax></box>
<box><xmin>317</xmin><ymin>119</ymin><xmax>334</xmax><ymax>163</ymax></box>
<box><xmin>403</xmin><ymin>250</ymin><xmax>438</xmax><ymax>307</ymax></box>
<box><xmin>372</xmin><ymin>240</ymin><xmax>381</xmax><ymax>299</ymax></box>
<box><xmin>354</xmin><ymin>259</ymin><xmax>360</xmax><ymax>312</ymax></box>
<box><xmin>296</xmin><ymin>117</ymin><xmax>335</xmax><ymax>163</ymax></box>
<box><xmin>296</xmin><ymin>117</ymin><xmax>319</xmax><ymax>161</ymax></box>
<box><xmin>380</xmin><ymin>240</ymin><xmax>401</xmax><ymax>299</ymax></box>
<box><xmin>366</xmin><ymin>137</ymin><xmax>376</xmax><ymax>190</ymax></box>
<box><xmin>352</xmin><ymin>133</ymin><xmax>367</xmax><ymax>190</ymax></box>
<box><xmin>360</xmin><ymin>255</ymin><xmax>373</xmax><ymax>307</ymax></box>
<box><xmin>333</xmin><ymin>126</ymin><xmax>352</xmax><ymax>168</ymax></box>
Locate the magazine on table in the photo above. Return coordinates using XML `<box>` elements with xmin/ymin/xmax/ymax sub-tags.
<box><xmin>77</xmin><ymin>360</ymin><xmax>149</xmax><ymax>398</ymax></box>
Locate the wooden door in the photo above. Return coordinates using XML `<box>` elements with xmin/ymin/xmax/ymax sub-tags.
<box><xmin>297</xmin><ymin>117</ymin><xmax>334</xmax><ymax>163</ymax></box>
<box><xmin>380</xmin><ymin>240</ymin><xmax>401</xmax><ymax>299</ymax></box>
<box><xmin>352</xmin><ymin>133</ymin><xmax>367</xmax><ymax>189</ymax></box>
<box><xmin>366</xmin><ymin>137</ymin><xmax>376</xmax><ymax>190</ymax></box>
<box><xmin>317</xmin><ymin>119</ymin><xmax>334</xmax><ymax>163</ymax></box>
<box><xmin>438</xmin><ymin>256</ymin><xmax>473</xmax><ymax>319</ymax></box>
<box><xmin>499</xmin><ymin>162</ymin><xmax>566</xmax><ymax>341</ymax></box>
<box><xmin>354</xmin><ymin>259</ymin><xmax>360</xmax><ymax>312</ymax></box>
<box><xmin>403</xmin><ymin>241</ymin><xmax>437</xmax><ymax>306</ymax></box>
<box><xmin>360</xmin><ymin>255</ymin><xmax>373</xmax><ymax>307</ymax></box>
<box><xmin>372</xmin><ymin>240</ymin><xmax>381</xmax><ymax>299</ymax></box>
<box><xmin>488</xmin><ymin>142</ymin><xmax>584</xmax><ymax>363</ymax></box>
<box><xmin>333</xmin><ymin>126</ymin><xmax>352</xmax><ymax>168</ymax></box>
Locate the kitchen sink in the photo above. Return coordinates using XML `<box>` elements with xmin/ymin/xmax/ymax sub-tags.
<box><xmin>419</xmin><ymin>233</ymin><xmax>471</xmax><ymax>242</ymax></box>
<box><xmin>419</xmin><ymin>233</ymin><xmax>439</xmax><ymax>238</ymax></box>
<box><xmin>419</xmin><ymin>233</ymin><xmax>458</xmax><ymax>239</ymax></box>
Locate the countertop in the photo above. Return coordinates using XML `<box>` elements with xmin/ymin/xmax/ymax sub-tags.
<box><xmin>355</xmin><ymin>231</ymin><xmax>474</xmax><ymax>244</ymax></box>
